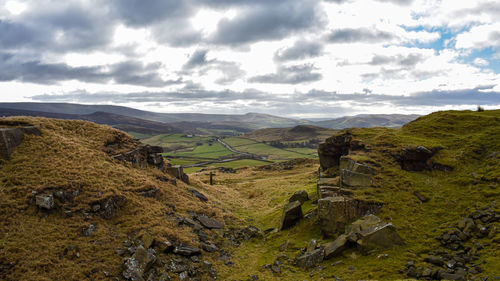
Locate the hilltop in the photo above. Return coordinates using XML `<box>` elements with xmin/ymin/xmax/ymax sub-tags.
<box><xmin>243</xmin><ymin>124</ymin><xmax>337</xmax><ymax>142</ymax></box>
<box><xmin>315</xmin><ymin>114</ymin><xmax>420</xmax><ymax>129</ymax></box>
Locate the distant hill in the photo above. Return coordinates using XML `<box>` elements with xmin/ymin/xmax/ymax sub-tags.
<box><xmin>314</xmin><ymin>114</ymin><xmax>420</xmax><ymax>129</ymax></box>
<box><xmin>244</xmin><ymin>125</ymin><xmax>337</xmax><ymax>142</ymax></box>
<box><xmin>0</xmin><ymin>108</ymin><xmax>188</xmax><ymax>135</ymax></box>
<box><xmin>0</xmin><ymin>102</ymin><xmax>307</xmax><ymax>129</ymax></box>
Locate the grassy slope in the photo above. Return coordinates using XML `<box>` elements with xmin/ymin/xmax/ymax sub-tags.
<box><xmin>243</xmin><ymin>125</ymin><xmax>337</xmax><ymax>142</ymax></box>
<box><xmin>192</xmin><ymin>110</ymin><xmax>500</xmax><ymax>280</ymax></box>
<box><xmin>224</xmin><ymin>137</ymin><xmax>314</xmax><ymax>160</ymax></box>
<box><xmin>0</xmin><ymin>117</ymin><xmax>225</xmax><ymax>281</ymax></box>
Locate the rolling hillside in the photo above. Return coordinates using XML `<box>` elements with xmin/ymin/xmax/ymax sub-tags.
<box><xmin>315</xmin><ymin>114</ymin><xmax>420</xmax><ymax>129</ymax></box>
<box><xmin>243</xmin><ymin>125</ymin><xmax>337</xmax><ymax>142</ymax></box>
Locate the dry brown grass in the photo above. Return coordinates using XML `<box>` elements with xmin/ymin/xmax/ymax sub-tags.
<box><xmin>0</xmin><ymin>117</ymin><xmax>225</xmax><ymax>280</ymax></box>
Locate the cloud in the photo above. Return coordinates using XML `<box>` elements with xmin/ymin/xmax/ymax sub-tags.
<box><xmin>210</xmin><ymin>0</ymin><xmax>324</xmax><ymax>45</ymax></box>
<box><xmin>249</xmin><ymin>64</ymin><xmax>322</xmax><ymax>84</ymax></box>
<box><xmin>0</xmin><ymin>54</ymin><xmax>181</xmax><ymax>87</ymax></box>
<box><xmin>274</xmin><ymin>40</ymin><xmax>324</xmax><ymax>61</ymax></box>
<box><xmin>183</xmin><ymin>49</ymin><xmax>209</xmax><ymax>69</ymax></box>
<box><xmin>326</xmin><ymin>28</ymin><xmax>394</xmax><ymax>43</ymax></box>
<box><xmin>31</xmin><ymin>87</ymin><xmax>500</xmax><ymax>109</ymax></box>
<box><xmin>455</xmin><ymin>23</ymin><xmax>500</xmax><ymax>50</ymax></box>
<box><xmin>369</xmin><ymin>53</ymin><xmax>424</xmax><ymax>67</ymax></box>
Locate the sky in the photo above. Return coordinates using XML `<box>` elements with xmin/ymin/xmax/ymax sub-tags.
<box><xmin>1</xmin><ymin>0</ymin><xmax>500</xmax><ymax>119</ymax></box>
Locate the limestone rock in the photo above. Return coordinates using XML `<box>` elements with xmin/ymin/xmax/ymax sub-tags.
<box><xmin>341</xmin><ymin>169</ymin><xmax>372</xmax><ymax>188</ymax></box>
<box><xmin>295</xmin><ymin>248</ymin><xmax>324</xmax><ymax>269</ymax></box>
<box><xmin>318</xmin><ymin>133</ymin><xmax>353</xmax><ymax>173</ymax></box>
<box><xmin>288</xmin><ymin>190</ymin><xmax>309</xmax><ymax>204</ymax></box>
<box><xmin>0</xmin><ymin>126</ymin><xmax>41</xmax><ymax>159</ymax></box>
<box><xmin>356</xmin><ymin>223</ymin><xmax>405</xmax><ymax>253</ymax></box>
<box><xmin>35</xmin><ymin>193</ymin><xmax>54</xmax><ymax>210</ymax></box>
<box><xmin>318</xmin><ymin>196</ymin><xmax>382</xmax><ymax>237</ymax></box>
<box><xmin>123</xmin><ymin>246</ymin><xmax>157</xmax><ymax>281</ymax></box>
<box><xmin>345</xmin><ymin>214</ymin><xmax>381</xmax><ymax>235</ymax></box>
<box><xmin>324</xmin><ymin>234</ymin><xmax>350</xmax><ymax>259</ymax></box>
<box><xmin>280</xmin><ymin>200</ymin><xmax>303</xmax><ymax>230</ymax></box>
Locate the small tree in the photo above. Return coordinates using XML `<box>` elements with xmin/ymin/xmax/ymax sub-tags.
<box><xmin>477</xmin><ymin>105</ymin><xmax>484</xmax><ymax>112</ymax></box>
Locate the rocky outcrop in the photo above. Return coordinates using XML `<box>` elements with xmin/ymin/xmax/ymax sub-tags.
<box><xmin>318</xmin><ymin>133</ymin><xmax>352</xmax><ymax>174</ymax></box>
<box><xmin>280</xmin><ymin>201</ymin><xmax>303</xmax><ymax>230</ymax></box>
<box><xmin>295</xmin><ymin>248</ymin><xmax>324</xmax><ymax>269</ymax></box>
<box><xmin>112</xmin><ymin>145</ymin><xmax>167</xmax><ymax>172</ymax></box>
<box><xmin>340</xmin><ymin>156</ymin><xmax>374</xmax><ymax>188</ymax></box>
<box><xmin>318</xmin><ymin>196</ymin><xmax>382</xmax><ymax>237</ymax></box>
<box><xmin>123</xmin><ymin>246</ymin><xmax>157</xmax><ymax>281</ymax></box>
<box><xmin>90</xmin><ymin>195</ymin><xmax>127</xmax><ymax>219</ymax></box>
<box><xmin>0</xmin><ymin>126</ymin><xmax>41</xmax><ymax>159</ymax></box>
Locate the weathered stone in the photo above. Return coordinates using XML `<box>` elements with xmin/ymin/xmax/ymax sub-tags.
<box><xmin>339</xmin><ymin>156</ymin><xmax>355</xmax><ymax>172</ymax></box>
<box><xmin>423</xmin><ymin>256</ymin><xmax>444</xmax><ymax>266</ymax></box>
<box><xmin>345</xmin><ymin>214</ymin><xmax>382</xmax><ymax>235</ymax></box>
<box><xmin>306</xmin><ymin>239</ymin><xmax>317</xmax><ymax>253</ymax></box>
<box><xmin>195</xmin><ymin>215</ymin><xmax>223</xmax><ymax>229</ymax></box>
<box><xmin>174</xmin><ymin>246</ymin><xmax>201</xmax><ymax>256</ymax></box>
<box><xmin>35</xmin><ymin>193</ymin><xmax>54</xmax><ymax>210</ymax></box>
<box><xmin>295</xmin><ymin>248</ymin><xmax>324</xmax><ymax>269</ymax></box>
<box><xmin>280</xmin><ymin>200</ymin><xmax>303</xmax><ymax>230</ymax></box>
<box><xmin>317</xmin><ymin>196</ymin><xmax>382</xmax><ymax>237</ymax></box>
<box><xmin>324</xmin><ymin>234</ymin><xmax>350</xmax><ymax>259</ymax></box>
<box><xmin>356</xmin><ymin>223</ymin><xmax>405</xmax><ymax>253</ymax></box>
<box><xmin>189</xmin><ymin>188</ymin><xmax>208</xmax><ymax>202</ymax></box>
<box><xmin>123</xmin><ymin>246</ymin><xmax>157</xmax><ymax>281</ymax></box>
<box><xmin>0</xmin><ymin>126</ymin><xmax>41</xmax><ymax>159</ymax></box>
<box><xmin>317</xmin><ymin>177</ymin><xmax>340</xmax><ymax>187</ymax></box>
<box><xmin>341</xmin><ymin>169</ymin><xmax>372</xmax><ymax>187</ymax></box>
<box><xmin>166</xmin><ymin>165</ymin><xmax>189</xmax><ymax>184</ymax></box>
<box><xmin>157</xmin><ymin>240</ymin><xmax>174</xmax><ymax>253</ymax></box>
<box><xmin>439</xmin><ymin>272</ymin><xmax>465</xmax><ymax>281</ymax></box>
<box><xmin>318</xmin><ymin>133</ymin><xmax>353</xmax><ymax>173</ymax></box>
<box><xmin>289</xmin><ymin>190</ymin><xmax>309</xmax><ymax>204</ymax></box>
<box><xmin>317</xmin><ymin>186</ymin><xmax>341</xmax><ymax>199</ymax></box>
<box><xmin>112</xmin><ymin>145</ymin><xmax>166</xmax><ymax>172</ymax></box>
<box><xmin>351</xmin><ymin>162</ymin><xmax>374</xmax><ymax>175</ymax></box>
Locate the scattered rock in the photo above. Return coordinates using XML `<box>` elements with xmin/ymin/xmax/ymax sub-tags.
<box><xmin>140</xmin><ymin>232</ymin><xmax>154</xmax><ymax>249</ymax></box>
<box><xmin>395</xmin><ymin>146</ymin><xmax>438</xmax><ymax>171</ymax></box>
<box><xmin>324</xmin><ymin>234</ymin><xmax>350</xmax><ymax>259</ymax></box>
<box><xmin>174</xmin><ymin>246</ymin><xmax>201</xmax><ymax>257</ymax></box>
<box><xmin>295</xmin><ymin>248</ymin><xmax>325</xmax><ymax>270</ymax></box>
<box><xmin>123</xmin><ymin>246</ymin><xmax>157</xmax><ymax>281</ymax></box>
<box><xmin>279</xmin><ymin>200</ymin><xmax>303</xmax><ymax>230</ymax></box>
<box><xmin>201</xmin><ymin>243</ymin><xmax>219</xmax><ymax>253</ymax></box>
<box><xmin>35</xmin><ymin>193</ymin><xmax>54</xmax><ymax>210</ymax></box>
<box><xmin>424</xmin><ymin>256</ymin><xmax>444</xmax><ymax>266</ymax></box>
<box><xmin>189</xmin><ymin>188</ymin><xmax>208</xmax><ymax>202</ymax></box>
<box><xmin>288</xmin><ymin>190</ymin><xmax>309</xmax><ymax>204</ymax></box>
<box><xmin>166</xmin><ymin>165</ymin><xmax>189</xmax><ymax>184</ymax></box>
<box><xmin>195</xmin><ymin>215</ymin><xmax>223</xmax><ymax>229</ymax></box>
<box><xmin>91</xmin><ymin>195</ymin><xmax>127</xmax><ymax>220</ymax></box>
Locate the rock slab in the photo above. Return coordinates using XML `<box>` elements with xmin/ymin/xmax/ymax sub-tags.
<box><xmin>280</xmin><ymin>200</ymin><xmax>303</xmax><ymax>230</ymax></box>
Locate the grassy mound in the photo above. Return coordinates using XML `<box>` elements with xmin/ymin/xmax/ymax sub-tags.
<box><xmin>0</xmin><ymin>117</ymin><xmax>224</xmax><ymax>280</ymax></box>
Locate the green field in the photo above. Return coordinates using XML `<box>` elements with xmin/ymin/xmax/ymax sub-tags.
<box><xmin>224</xmin><ymin>137</ymin><xmax>315</xmax><ymax>160</ymax></box>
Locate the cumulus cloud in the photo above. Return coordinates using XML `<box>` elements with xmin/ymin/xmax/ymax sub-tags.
<box><xmin>274</xmin><ymin>40</ymin><xmax>324</xmax><ymax>61</ymax></box>
<box><xmin>249</xmin><ymin>64</ymin><xmax>322</xmax><ymax>84</ymax></box>
<box><xmin>327</xmin><ymin>28</ymin><xmax>394</xmax><ymax>43</ymax></box>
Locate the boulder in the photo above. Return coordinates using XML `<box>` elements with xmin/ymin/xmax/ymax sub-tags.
<box><xmin>295</xmin><ymin>248</ymin><xmax>324</xmax><ymax>269</ymax></box>
<box><xmin>341</xmin><ymin>169</ymin><xmax>372</xmax><ymax>188</ymax></box>
<box><xmin>280</xmin><ymin>201</ymin><xmax>303</xmax><ymax>230</ymax></box>
<box><xmin>339</xmin><ymin>156</ymin><xmax>355</xmax><ymax>172</ymax></box>
<box><xmin>356</xmin><ymin>223</ymin><xmax>405</xmax><ymax>253</ymax></box>
<box><xmin>35</xmin><ymin>193</ymin><xmax>54</xmax><ymax>210</ymax></box>
<box><xmin>195</xmin><ymin>215</ymin><xmax>224</xmax><ymax>229</ymax></box>
<box><xmin>0</xmin><ymin>126</ymin><xmax>41</xmax><ymax>159</ymax></box>
<box><xmin>351</xmin><ymin>163</ymin><xmax>374</xmax><ymax>175</ymax></box>
<box><xmin>123</xmin><ymin>246</ymin><xmax>157</xmax><ymax>281</ymax></box>
<box><xmin>324</xmin><ymin>234</ymin><xmax>350</xmax><ymax>259</ymax></box>
<box><xmin>318</xmin><ymin>196</ymin><xmax>382</xmax><ymax>237</ymax></box>
<box><xmin>288</xmin><ymin>190</ymin><xmax>309</xmax><ymax>204</ymax></box>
